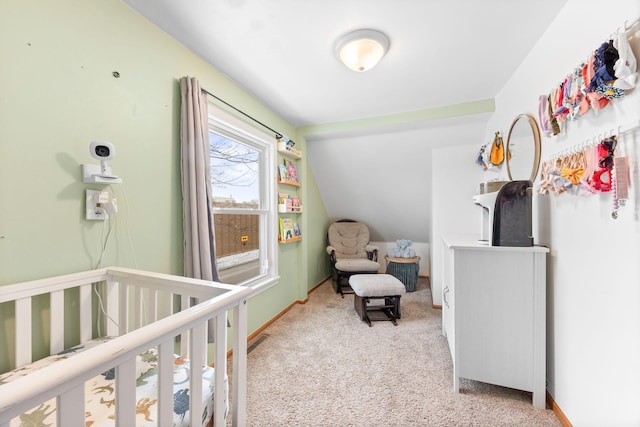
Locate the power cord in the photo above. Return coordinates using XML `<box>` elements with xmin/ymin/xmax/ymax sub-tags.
<box><xmin>112</xmin><ymin>183</ymin><xmax>147</xmax><ymax>325</ymax></box>
<box><xmin>94</xmin><ymin>282</ymin><xmax>119</xmax><ymax>336</ymax></box>
<box><xmin>95</xmin><ymin>205</ymin><xmax>115</xmax><ymax>269</ymax></box>
<box><xmin>93</xmin><ymin>203</ymin><xmax>118</xmax><ymax>336</ymax></box>
<box><xmin>92</xmin><ymin>184</ymin><xmax>147</xmax><ymax>335</ymax></box>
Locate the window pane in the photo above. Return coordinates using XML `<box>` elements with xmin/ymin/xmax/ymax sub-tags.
<box><xmin>214</xmin><ymin>213</ymin><xmax>261</xmax><ymax>284</ymax></box>
<box><xmin>209</xmin><ymin>133</ymin><xmax>260</xmax><ymax>206</ymax></box>
<box><xmin>210</xmin><ymin>131</ymin><xmax>264</xmax><ymax>285</ymax></box>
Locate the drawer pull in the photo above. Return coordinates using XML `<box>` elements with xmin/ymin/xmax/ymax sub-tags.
<box><xmin>443</xmin><ymin>286</ymin><xmax>450</xmax><ymax>308</ymax></box>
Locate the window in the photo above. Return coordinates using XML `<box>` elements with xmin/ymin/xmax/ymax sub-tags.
<box><xmin>208</xmin><ymin>106</ymin><xmax>278</xmax><ymax>291</ymax></box>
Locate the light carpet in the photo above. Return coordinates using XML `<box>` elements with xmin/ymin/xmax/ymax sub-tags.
<box><xmin>229</xmin><ymin>277</ymin><xmax>561</xmax><ymax>426</ymax></box>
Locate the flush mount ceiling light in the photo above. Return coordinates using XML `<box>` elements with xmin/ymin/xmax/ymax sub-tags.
<box><xmin>335</xmin><ymin>28</ymin><xmax>390</xmax><ymax>72</ymax></box>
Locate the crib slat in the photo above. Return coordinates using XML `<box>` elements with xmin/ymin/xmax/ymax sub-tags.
<box><xmin>157</xmin><ymin>339</ymin><xmax>174</xmax><ymax>427</ymax></box>
<box><xmin>115</xmin><ymin>358</ymin><xmax>136</xmax><ymax>425</ymax></box>
<box><xmin>214</xmin><ymin>313</ymin><xmax>227</xmax><ymax>427</ymax></box>
<box><xmin>180</xmin><ymin>295</ymin><xmax>190</xmax><ymax>356</ymax></box>
<box><xmin>79</xmin><ymin>284</ymin><xmax>92</xmax><ymax>342</ymax></box>
<box><xmin>120</xmin><ymin>283</ymin><xmax>130</xmax><ymax>333</ymax></box>
<box><xmin>157</xmin><ymin>290</ymin><xmax>172</xmax><ymax>320</ymax></box>
<box><xmin>165</xmin><ymin>291</ymin><xmax>173</xmax><ymax>319</ymax></box>
<box><xmin>57</xmin><ymin>384</ymin><xmax>85</xmax><ymax>426</ymax></box>
<box><xmin>15</xmin><ymin>297</ymin><xmax>31</xmax><ymax>367</ymax></box>
<box><xmin>105</xmin><ymin>280</ymin><xmax>119</xmax><ymax>336</ymax></box>
<box><xmin>232</xmin><ymin>299</ymin><xmax>248</xmax><ymax>427</ymax></box>
<box><xmin>190</xmin><ymin>322</ymin><xmax>205</xmax><ymax>427</ymax></box>
<box><xmin>50</xmin><ymin>290</ymin><xmax>65</xmax><ymax>354</ymax></box>
<box><xmin>134</xmin><ymin>286</ymin><xmax>143</xmax><ymax>329</ymax></box>
<box><xmin>149</xmin><ymin>288</ymin><xmax>158</xmax><ymax>323</ymax></box>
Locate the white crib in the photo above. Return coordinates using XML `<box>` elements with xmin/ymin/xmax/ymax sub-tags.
<box><xmin>0</xmin><ymin>267</ymin><xmax>252</xmax><ymax>427</ymax></box>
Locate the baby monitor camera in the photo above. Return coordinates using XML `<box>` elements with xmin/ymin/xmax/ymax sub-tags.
<box><xmin>82</xmin><ymin>140</ymin><xmax>122</xmax><ymax>184</ymax></box>
<box><xmin>90</xmin><ymin>141</ymin><xmax>115</xmax><ymax>162</ymax></box>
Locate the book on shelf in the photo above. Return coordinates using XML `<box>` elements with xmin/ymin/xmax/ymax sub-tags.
<box><xmin>279</xmin><ymin>193</ymin><xmax>293</xmax><ymax>209</ymax></box>
<box><xmin>279</xmin><ymin>217</ymin><xmax>295</xmax><ymax>241</ymax></box>
<box><xmin>293</xmin><ymin>222</ymin><xmax>301</xmax><ymax>237</ymax></box>
<box><xmin>278</xmin><ymin>136</ymin><xmax>296</xmax><ymax>149</ymax></box>
<box><xmin>277</xmin><ymin>138</ymin><xmax>302</xmax><ymax>158</ymax></box>
<box><xmin>278</xmin><ymin>193</ymin><xmax>302</xmax><ymax>212</ymax></box>
<box><xmin>291</xmin><ymin>196</ymin><xmax>301</xmax><ymax>212</ymax></box>
<box><xmin>283</xmin><ymin>159</ymin><xmax>298</xmax><ymax>183</ymax></box>
<box><xmin>278</xmin><ymin>164</ymin><xmax>289</xmax><ymax>182</ymax></box>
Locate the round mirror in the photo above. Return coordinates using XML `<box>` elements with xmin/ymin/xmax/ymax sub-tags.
<box><xmin>505</xmin><ymin>113</ymin><xmax>542</xmax><ymax>182</ymax></box>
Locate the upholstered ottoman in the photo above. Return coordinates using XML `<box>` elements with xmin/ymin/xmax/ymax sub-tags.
<box><xmin>349</xmin><ymin>274</ymin><xmax>406</xmax><ymax>326</ymax></box>
<box><xmin>333</xmin><ymin>258</ymin><xmax>380</xmax><ymax>296</ymax></box>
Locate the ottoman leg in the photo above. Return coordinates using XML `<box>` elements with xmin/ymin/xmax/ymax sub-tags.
<box><xmin>354</xmin><ymin>294</ymin><xmax>371</xmax><ymax>324</ymax></box>
<box><xmin>363</xmin><ymin>297</ymin><xmax>372</xmax><ymax>327</ymax></box>
<box><xmin>383</xmin><ymin>296</ymin><xmax>401</xmax><ymax>323</ymax></box>
<box><xmin>354</xmin><ymin>295</ymin><xmax>373</xmax><ymax>326</ymax></box>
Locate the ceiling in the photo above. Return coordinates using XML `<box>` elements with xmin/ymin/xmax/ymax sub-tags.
<box><xmin>122</xmin><ymin>0</ymin><xmax>568</xmax><ymax>129</ymax></box>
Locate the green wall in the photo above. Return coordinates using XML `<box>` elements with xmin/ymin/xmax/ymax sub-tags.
<box><xmin>0</xmin><ymin>0</ymin><xmax>331</xmax><ymax>369</ymax></box>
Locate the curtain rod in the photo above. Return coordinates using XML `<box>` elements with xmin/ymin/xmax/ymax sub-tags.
<box><xmin>201</xmin><ymin>88</ymin><xmax>285</xmax><ymax>140</ymax></box>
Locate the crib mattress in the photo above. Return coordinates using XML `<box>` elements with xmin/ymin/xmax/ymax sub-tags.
<box><xmin>1</xmin><ymin>337</ymin><xmax>227</xmax><ymax>427</ymax></box>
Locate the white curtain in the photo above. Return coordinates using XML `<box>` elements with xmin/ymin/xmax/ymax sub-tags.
<box><xmin>180</xmin><ymin>76</ymin><xmax>219</xmax><ymax>342</ymax></box>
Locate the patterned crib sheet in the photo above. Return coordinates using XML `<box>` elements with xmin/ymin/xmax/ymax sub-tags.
<box><xmin>1</xmin><ymin>337</ymin><xmax>227</xmax><ymax>427</ymax></box>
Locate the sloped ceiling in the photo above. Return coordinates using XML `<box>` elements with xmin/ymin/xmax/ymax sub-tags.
<box><xmin>122</xmin><ymin>0</ymin><xmax>567</xmax><ymax>128</ymax></box>
<box><xmin>306</xmin><ymin>113</ymin><xmax>493</xmax><ymax>242</ymax></box>
<box><xmin>122</xmin><ymin>0</ymin><xmax>568</xmax><ymax>246</ymax></box>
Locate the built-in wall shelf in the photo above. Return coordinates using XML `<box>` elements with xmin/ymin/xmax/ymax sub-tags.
<box><xmin>278</xmin><ymin>217</ymin><xmax>301</xmax><ymax>243</ymax></box>
<box><xmin>278</xmin><ymin>205</ymin><xmax>302</xmax><ymax>213</ymax></box>
<box><xmin>278</xmin><ymin>236</ymin><xmax>302</xmax><ymax>244</ymax></box>
<box><xmin>278</xmin><ymin>158</ymin><xmax>300</xmax><ymax>187</ymax></box>
<box><xmin>278</xmin><ymin>193</ymin><xmax>301</xmax><ymax>213</ymax></box>
<box><xmin>277</xmin><ymin>141</ymin><xmax>302</xmax><ymax>159</ymax></box>
<box><xmin>277</xmin><ymin>178</ymin><xmax>301</xmax><ymax>187</ymax></box>
<box><xmin>276</xmin><ymin>143</ymin><xmax>302</xmax><ymax>244</ymax></box>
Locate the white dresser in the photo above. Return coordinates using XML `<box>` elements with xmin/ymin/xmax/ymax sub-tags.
<box><xmin>441</xmin><ymin>234</ymin><xmax>549</xmax><ymax>408</ymax></box>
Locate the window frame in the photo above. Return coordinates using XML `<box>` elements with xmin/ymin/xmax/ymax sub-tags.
<box><xmin>207</xmin><ymin>105</ymin><xmax>279</xmax><ymax>293</ymax></box>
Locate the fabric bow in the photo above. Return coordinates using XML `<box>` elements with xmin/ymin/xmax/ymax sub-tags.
<box><xmin>561</xmin><ymin>167</ymin><xmax>585</xmax><ymax>184</ymax></box>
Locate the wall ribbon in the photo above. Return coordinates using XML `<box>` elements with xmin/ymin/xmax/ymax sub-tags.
<box><xmin>537</xmin><ymin>17</ymin><xmax>639</xmax><ymax>137</ymax></box>
<box><xmin>539</xmin><ymin>119</ymin><xmax>640</xmax><ymax>219</ymax></box>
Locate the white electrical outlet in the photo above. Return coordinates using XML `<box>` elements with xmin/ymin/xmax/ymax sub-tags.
<box><xmin>86</xmin><ymin>189</ymin><xmax>108</xmax><ymax>220</ymax></box>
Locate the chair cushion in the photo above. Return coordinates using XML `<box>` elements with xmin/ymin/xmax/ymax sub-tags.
<box><xmin>328</xmin><ymin>222</ymin><xmax>371</xmax><ymax>259</ymax></box>
<box><xmin>335</xmin><ymin>258</ymin><xmax>380</xmax><ymax>273</ymax></box>
<box><xmin>349</xmin><ymin>274</ymin><xmax>406</xmax><ymax>297</ymax></box>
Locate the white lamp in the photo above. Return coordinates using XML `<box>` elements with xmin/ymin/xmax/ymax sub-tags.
<box><xmin>335</xmin><ymin>29</ymin><xmax>389</xmax><ymax>72</ymax></box>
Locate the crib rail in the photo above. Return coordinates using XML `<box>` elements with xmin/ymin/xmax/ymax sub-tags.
<box><xmin>0</xmin><ymin>267</ymin><xmax>252</xmax><ymax>427</ymax></box>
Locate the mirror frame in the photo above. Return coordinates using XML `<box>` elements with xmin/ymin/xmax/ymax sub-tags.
<box><xmin>505</xmin><ymin>113</ymin><xmax>542</xmax><ymax>182</ymax></box>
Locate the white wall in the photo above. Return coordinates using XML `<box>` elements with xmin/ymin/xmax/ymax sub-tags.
<box><xmin>430</xmin><ymin>144</ymin><xmax>489</xmax><ymax>306</ymax></box>
<box><xmin>308</xmin><ymin>127</ymin><xmax>431</xmax><ymax>243</ymax></box>
<box><xmin>483</xmin><ymin>1</ymin><xmax>640</xmax><ymax>425</ymax></box>
<box><xmin>307</xmin><ymin>114</ymin><xmax>492</xmax><ymax>246</ymax></box>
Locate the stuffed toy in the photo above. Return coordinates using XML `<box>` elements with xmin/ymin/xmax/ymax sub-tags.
<box><xmin>388</xmin><ymin>239</ymin><xmax>416</xmax><ymax>258</ymax></box>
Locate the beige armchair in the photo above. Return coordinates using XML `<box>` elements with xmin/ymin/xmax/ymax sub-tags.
<box><xmin>326</xmin><ymin>219</ymin><xmax>380</xmax><ymax>296</ymax></box>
